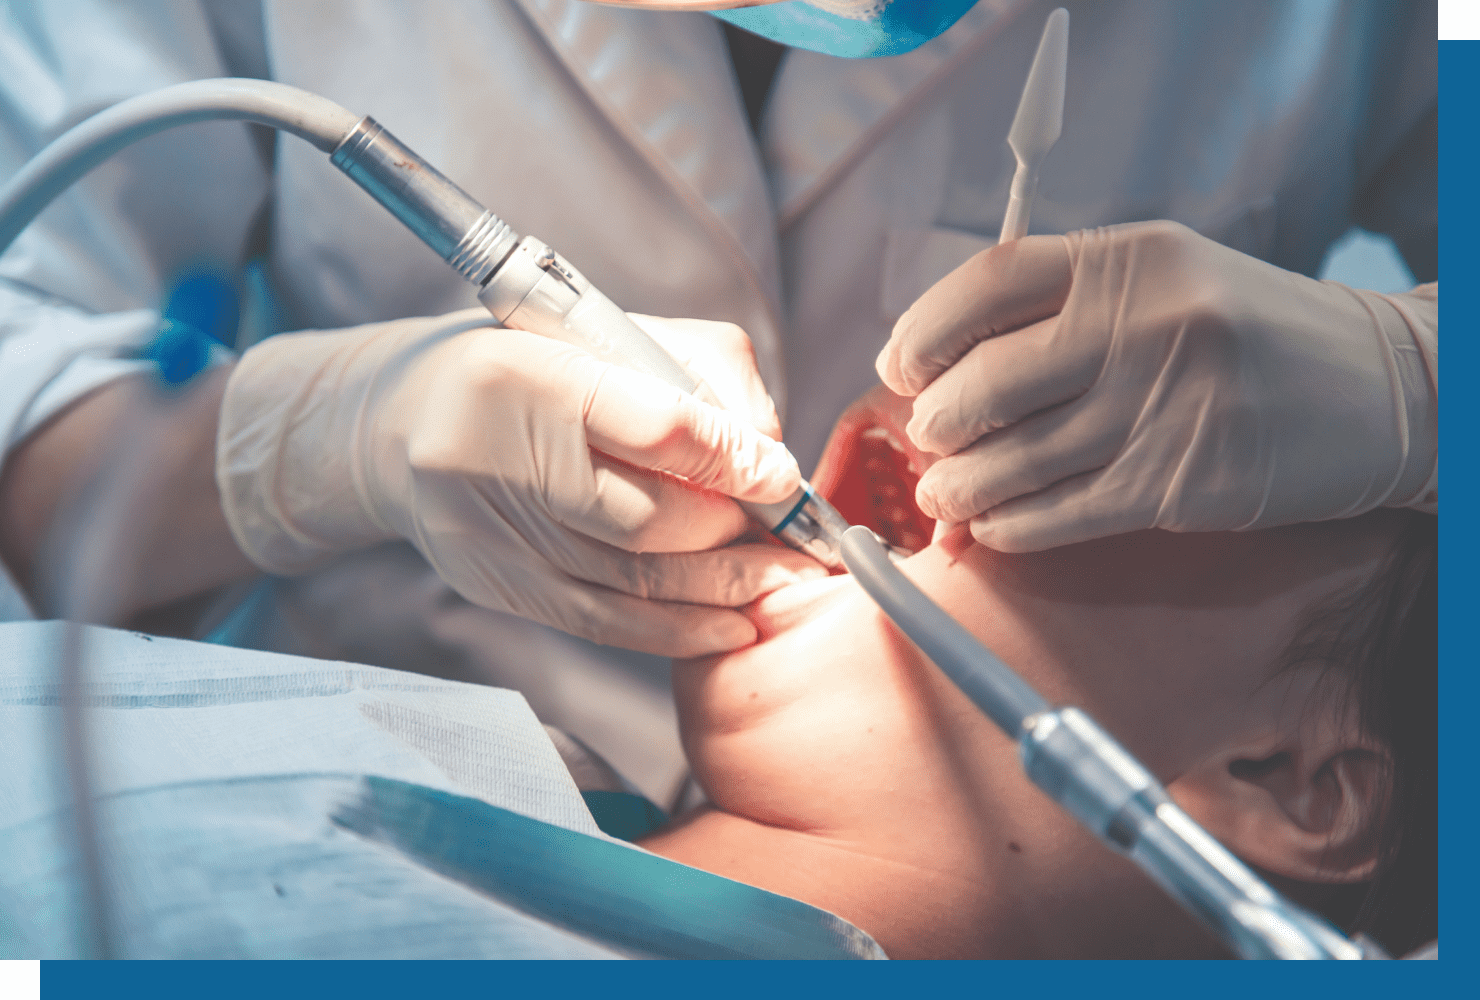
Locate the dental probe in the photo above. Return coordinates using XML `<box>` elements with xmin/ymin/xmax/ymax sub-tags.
<box><xmin>839</xmin><ymin>526</ymin><xmax>1379</xmax><ymax>961</ymax></box>
<box><xmin>928</xmin><ymin>8</ymin><xmax>1069</xmax><ymax>551</ymax></box>
<box><xmin>999</xmin><ymin>7</ymin><xmax>1069</xmax><ymax>245</ymax></box>
<box><xmin>0</xmin><ymin>79</ymin><xmax>855</xmax><ymax>569</ymax></box>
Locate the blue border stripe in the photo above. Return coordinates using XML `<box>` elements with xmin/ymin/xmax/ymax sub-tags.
<box><xmin>1437</xmin><ymin>38</ymin><xmax>1474</xmax><ymax>976</ymax></box>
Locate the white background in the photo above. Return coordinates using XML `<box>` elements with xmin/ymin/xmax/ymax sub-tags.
<box><xmin>0</xmin><ymin>961</ymin><xmax>39</xmax><ymax>1000</ymax></box>
<box><xmin>1439</xmin><ymin>0</ymin><xmax>1480</xmax><ymax>39</ymax></box>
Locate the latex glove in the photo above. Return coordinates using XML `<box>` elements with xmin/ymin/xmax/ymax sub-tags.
<box><xmin>876</xmin><ymin>221</ymin><xmax>1437</xmax><ymax>551</ymax></box>
<box><xmin>218</xmin><ymin>308</ymin><xmax>825</xmax><ymax>656</ymax></box>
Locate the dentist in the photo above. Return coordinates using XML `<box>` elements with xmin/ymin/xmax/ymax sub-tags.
<box><xmin>0</xmin><ymin>1</ymin><xmax>1436</xmax><ymax>755</ymax></box>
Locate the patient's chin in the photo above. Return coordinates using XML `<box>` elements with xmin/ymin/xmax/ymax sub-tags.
<box><xmin>676</xmin><ymin>573</ymin><xmax>862</xmax><ymax>743</ymax></box>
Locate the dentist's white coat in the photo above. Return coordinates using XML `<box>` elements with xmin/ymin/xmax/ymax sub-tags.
<box><xmin>0</xmin><ymin>0</ymin><xmax>1437</xmax><ymax>797</ymax></box>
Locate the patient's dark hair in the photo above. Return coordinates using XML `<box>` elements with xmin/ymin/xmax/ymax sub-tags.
<box><xmin>1274</xmin><ymin>511</ymin><xmax>1436</xmax><ymax>955</ymax></box>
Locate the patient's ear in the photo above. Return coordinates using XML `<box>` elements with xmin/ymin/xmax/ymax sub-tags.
<box><xmin>1168</xmin><ymin>706</ymin><xmax>1390</xmax><ymax>884</ymax></box>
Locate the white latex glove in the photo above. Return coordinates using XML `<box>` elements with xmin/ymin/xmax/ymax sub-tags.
<box><xmin>876</xmin><ymin>221</ymin><xmax>1437</xmax><ymax>551</ymax></box>
<box><xmin>218</xmin><ymin>308</ymin><xmax>826</xmax><ymax>656</ymax></box>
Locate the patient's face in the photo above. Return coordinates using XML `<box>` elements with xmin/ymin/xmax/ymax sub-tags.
<box><xmin>646</xmin><ymin>391</ymin><xmax>1405</xmax><ymax>958</ymax></box>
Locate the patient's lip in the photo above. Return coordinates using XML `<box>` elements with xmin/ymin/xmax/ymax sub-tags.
<box><xmin>743</xmin><ymin>573</ymin><xmax>856</xmax><ymax>641</ymax></box>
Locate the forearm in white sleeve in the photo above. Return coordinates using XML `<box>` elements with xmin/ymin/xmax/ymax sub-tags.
<box><xmin>0</xmin><ymin>0</ymin><xmax>274</xmax><ymax>617</ymax></box>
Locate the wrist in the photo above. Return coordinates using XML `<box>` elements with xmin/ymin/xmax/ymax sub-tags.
<box><xmin>216</xmin><ymin>325</ymin><xmax>398</xmax><ymax>575</ymax></box>
<box><xmin>1360</xmin><ymin>284</ymin><xmax>1437</xmax><ymax>512</ymax></box>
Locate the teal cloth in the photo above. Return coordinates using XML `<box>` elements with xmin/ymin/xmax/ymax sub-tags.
<box><xmin>0</xmin><ymin>774</ymin><xmax>885</xmax><ymax>959</ymax></box>
<box><xmin>0</xmin><ymin>623</ymin><xmax>886</xmax><ymax>959</ymax></box>
<box><xmin>582</xmin><ymin>789</ymin><xmax>668</xmax><ymax>842</ymax></box>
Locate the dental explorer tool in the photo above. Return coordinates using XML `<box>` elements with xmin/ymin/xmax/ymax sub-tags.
<box><xmin>839</xmin><ymin>526</ymin><xmax>1374</xmax><ymax>961</ymax></box>
<box><xmin>999</xmin><ymin>7</ymin><xmax>1069</xmax><ymax>246</ymax></box>
<box><xmin>0</xmin><ymin>80</ymin><xmax>855</xmax><ymax>569</ymax></box>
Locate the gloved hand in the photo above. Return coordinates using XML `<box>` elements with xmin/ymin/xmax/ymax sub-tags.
<box><xmin>218</xmin><ymin>308</ymin><xmax>825</xmax><ymax>656</ymax></box>
<box><xmin>876</xmin><ymin>221</ymin><xmax>1437</xmax><ymax>551</ymax></box>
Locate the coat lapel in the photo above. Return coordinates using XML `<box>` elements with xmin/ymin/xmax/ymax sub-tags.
<box><xmin>764</xmin><ymin>0</ymin><xmax>1032</xmax><ymax>229</ymax></box>
<box><xmin>513</xmin><ymin>0</ymin><xmax>783</xmax><ymax>316</ymax></box>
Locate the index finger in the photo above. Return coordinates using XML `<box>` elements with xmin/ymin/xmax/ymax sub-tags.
<box><xmin>627</xmin><ymin>314</ymin><xmax>784</xmax><ymax>441</ymax></box>
<box><xmin>876</xmin><ymin>234</ymin><xmax>1073</xmax><ymax>397</ymax></box>
<box><xmin>584</xmin><ymin>364</ymin><xmax>801</xmax><ymax>506</ymax></box>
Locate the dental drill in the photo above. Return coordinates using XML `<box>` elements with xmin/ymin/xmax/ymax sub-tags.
<box><xmin>0</xmin><ymin>79</ymin><xmax>854</xmax><ymax>569</ymax></box>
<box><xmin>840</xmin><ymin>526</ymin><xmax>1387</xmax><ymax>961</ymax></box>
<box><xmin>330</xmin><ymin>118</ymin><xmax>854</xmax><ymax>567</ymax></box>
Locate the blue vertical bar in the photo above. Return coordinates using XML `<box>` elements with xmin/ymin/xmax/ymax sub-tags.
<box><xmin>1438</xmin><ymin>37</ymin><xmax>1476</xmax><ymax>973</ymax></box>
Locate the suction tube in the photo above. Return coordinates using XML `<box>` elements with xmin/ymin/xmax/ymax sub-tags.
<box><xmin>0</xmin><ymin>79</ymin><xmax>358</xmax><ymax>253</ymax></box>
<box><xmin>838</xmin><ymin>527</ymin><xmax>1047</xmax><ymax>734</ymax></box>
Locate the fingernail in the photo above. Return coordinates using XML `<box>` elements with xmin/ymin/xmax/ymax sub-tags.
<box><xmin>876</xmin><ymin>350</ymin><xmax>904</xmax><ymax>391</ymax></box>
<box><xmin>914</xmin><ymin>482</ymin><xmax>939</xmax><ymax>520</ymax></box>
<box><xmin>904</xmin><ymin>412</ymin><xmax>928</xmax><ymax>452</ymax></box>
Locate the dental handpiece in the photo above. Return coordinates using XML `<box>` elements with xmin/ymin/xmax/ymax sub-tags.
<box><xmin>330</xmin><ymin>118</ymin><xmax>854</xmax><ymax>569</ymax></box>
<box><xmin>838</xmin><ymin>526</ymin><xmax>1371</xmax><ymax>960</ymax></box>
<box><xmin>0</xmin><ymin>80</ymin><xmax>853</xmax><ymax>567</ymax></box>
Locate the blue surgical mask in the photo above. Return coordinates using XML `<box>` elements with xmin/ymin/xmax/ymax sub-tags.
<box><xmin>712</xmin><ymin>0</ymin><xmax>980</xmax><ymax>59</ymax></box>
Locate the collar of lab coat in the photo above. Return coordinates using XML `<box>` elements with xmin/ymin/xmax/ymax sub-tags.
<box><xmin>764</xmin><ymin>0</ymin><xmax>1029</xmax><ymax>229</ymax></box>
<box><xmin>512</xmin><ymin>0</ymin><xmax>1032</xmax><ymax>262</ymax></box>
<box><xmin>513</xmin><ymin>0</ymin><xmax>783</xmax><ymax>316</ymax></box>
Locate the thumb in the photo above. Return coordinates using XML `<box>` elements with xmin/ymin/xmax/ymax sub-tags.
<box><xmin>584</xmin><ymin>364</ymin><xmax>801</xmax><ymax>504</ymax></box>
<box><xmin>967</xmin><ymin>471</ymin><xmax>1139</xmax><ymax>552</ymax></box>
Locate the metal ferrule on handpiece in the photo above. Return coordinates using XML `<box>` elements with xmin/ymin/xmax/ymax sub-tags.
<box><xmin>762</xmin><ymin>486</ymin><xmax>850</xmax><ymax>570</ymax></box>
<box><xmin>330</xmin><ymin>117</ymin><xmax>516</xmax><ymax>285</ymax></box>
<box><xmin>1018</xmin><ymin>705</ymin><xmax>1362</xmax><ymax>960</ymax></box>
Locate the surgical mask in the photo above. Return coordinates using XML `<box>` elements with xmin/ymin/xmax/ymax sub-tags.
<box><xmin>711</xmin><ymin>0</ymin><xmax>981</xmax><ymax>58</ymax></box>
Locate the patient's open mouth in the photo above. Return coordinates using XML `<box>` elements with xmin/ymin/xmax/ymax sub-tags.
<box><xmin>853</xmin><ymin>427</ymin><xmax>934</xmax><ymax>553</ymax></box>
<box><xmin>811</xmin><ymin>389</ymin><xmax>937</xmax><ymax>555</ymax></box>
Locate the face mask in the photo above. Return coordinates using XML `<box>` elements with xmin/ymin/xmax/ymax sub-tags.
<box><xmin>711</xmin><ymin>0</ymin><xmax>980</xmax><ymax>59</ymax></box>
